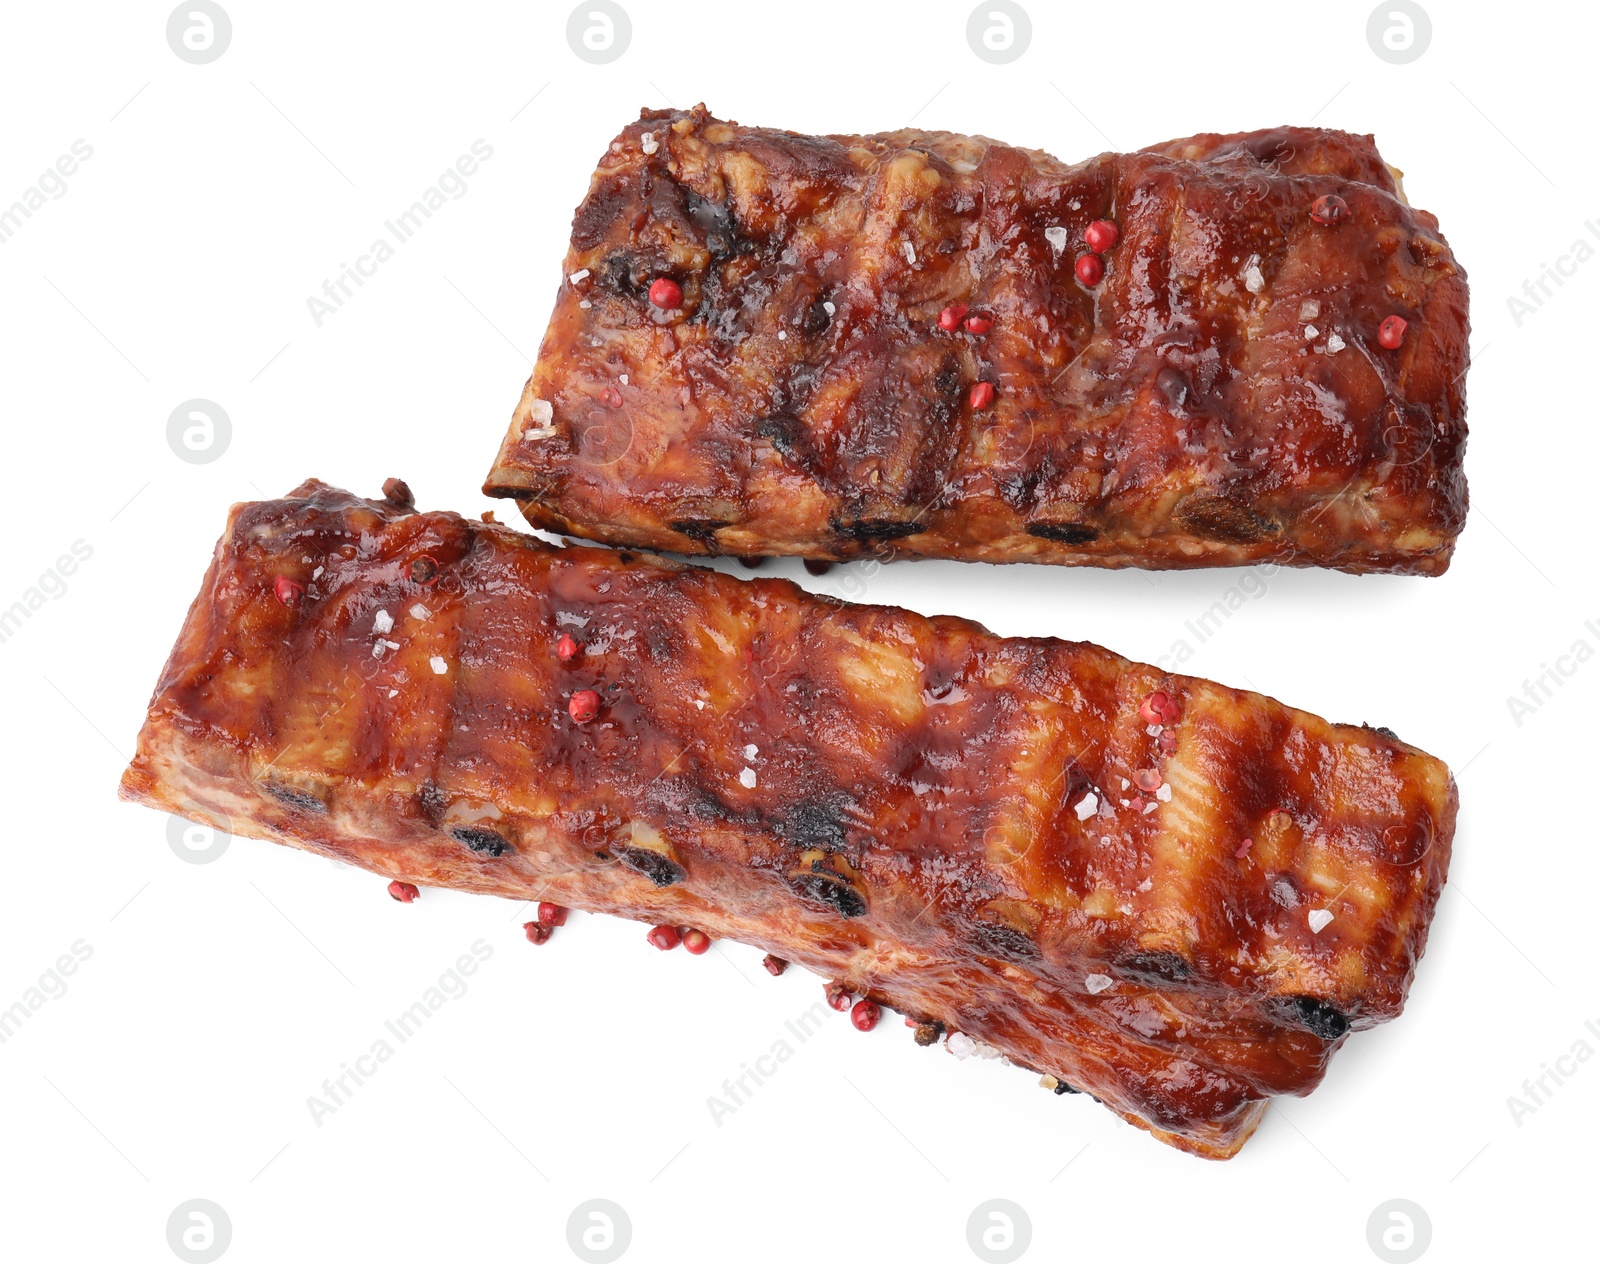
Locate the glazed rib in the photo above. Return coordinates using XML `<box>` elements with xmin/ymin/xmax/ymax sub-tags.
<box><xmin>120</xmin><ymin>482</ymin><xmax>1456</xmax><ymax>1157</ymax></box>
<box><xmin>484</xmin><ymin>107</ymin><xmax>1469</xmax><ymax>574</ymax></box>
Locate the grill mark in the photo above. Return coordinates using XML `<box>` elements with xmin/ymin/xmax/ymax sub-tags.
<box><xmin>265</xmin><ymin>782</ymin><xmax>327</xmax><ymax>813</ymax></box>
<box><xmin>451</xmin><ymin>826</ymin><xmax>512</xmax><ymax>857</ymax></box>
<box><xmin>1028</xmin><ymin>521</ymin><xmax>1100</xmax><ymax>545</ymax></box>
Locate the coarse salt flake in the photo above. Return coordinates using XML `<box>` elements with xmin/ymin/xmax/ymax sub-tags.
<box><xmin>694</xmin><ymin>699</ymin><xmax>705</xmax><ymax>710</ymax></box>
<box><xmin>1325</xmin><ymin>332</ymin><xmax>1346</xmax><ymax>353</ymax></box>
<box><xmin>528</xmin><ymin>399</ymin><xmax>554</xmax><ymax>425</ymax></box>
<box><xmin>1084</xmin><ymin>973</ymin><xmax>1114</xmax><ymax>995</ymax></box>
<box><xmin>429</xmin><ymin>655</ymin><xmax>448</xmax><ymax>675</ymax></box>
<box><xmin>1304</xmin><ymin>325</ymin><xmax>1320</xmax><ymax>341</ymax></box>
<box><xmin>1244</xmin><ymin>259</ymin><xmax>1264</xmax><ymax>294</ymax></box>
<box><xmin>1044</xmin><ymin>225</ymin><xmax>1068</xmax><ymax>253</ymax></box>
<box><xmin>743</xmin><ymin>744</ymin><xmax>759</xmax><ymax>759</ymax></box>
<box><xmin>974</xmin><ymin>1041</ymin><xmax>1002</xmax><ymax>1059</ymax></box>
<box><xmin>371</xmin><ymin>642</ymin><xmax>386</xmax><ymax>658</ymax></box>
<box><xmin>1142</xmin><ymin>800</ymin><xmax>1158</xmax><ymax>814</ymax></box>
<box><xmin>1146</xmin><ymin>723</ymin><xmax>1162</xmax><ymax>737</ymax></box>
<box><xmin>409</xmin><ymin>603</ymin><xmax>430</xmax><ymax>621</ymax></box>
<box><xmin>373</xmin><ymin>609</ymin><xmax>394</xmax><ymax>634</ymax></box>
<box><xmin>739</xmin><ymin>767</ymin><xmax>757</xmax><ymax>788</ymax></box>
<box><xmin>569</xmin><ymin>268</ymin><xmax>590</xmax><ymax>284</ymax></box>
<box><xmin>1155</xmin><ymin>783</ymin><xmax>1172</xmax><ymax>802</ymax></box>
<box><xmin>578</xmin><ymin>299</ymin><xmax>592</xmax><ymax>309</ymax></box>
<box><xmin>1308</xmin><ymin>909</ymin><xmax>1335</xmax><ymax>934</ymax></box>
<box><xmin>1298</xmin><ymin>299</ymin><xmax>1321</xmax><ymax>321</ymax></box>
<box><xmin>640</xmin><ymin>131</ymin><xmax>659</xmax><ymax>155</ymax></box>
<box><xmin>901</xmin><ymin>240</ymin><xmax>916</xmax><ymax>265</ymax></box>
<box><xmin>777</xmin><ymin>330</ymin><xmax>787</xmax><ymax>340</ymax></box>
<box><xmin>946</xmin><ymin>1032</ymin><xmax>978</xmax><ymax>1059</ymax></box>
<box><xmin>388</xmin><ymin>688</ymin><xmax>399</xmax><ymax>698</ymax></box>
<box><xmin>384</xmin><ymin>640</ymin><xmax>400</xmax><ymax>651</ymax></box>
<box><xmin>823</xmin><ymin>301</ymin><xmax>836</xmax><ymax>316</ymax></box>
<box><xmin>311</xmin><ymin>566</ymin><xmax>323</xmax><ymax>580</ymax></box>
<box><xmin>1074</xmin><ymin>792</ymin><xmax>1098</xmax><ymax>821</ymax></box>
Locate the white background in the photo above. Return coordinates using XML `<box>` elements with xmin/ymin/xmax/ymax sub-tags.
<box><xmin>0</xmin><ymin>2</ymin><xmax>1593</xmax><ymax>1261</ymax></box>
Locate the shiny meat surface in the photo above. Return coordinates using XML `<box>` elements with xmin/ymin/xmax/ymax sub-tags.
<box><xmin>484</xmin><ymin>107</ymin><xmax>1469</xmax><ymax>574</ymax></box>
<box><xmin>120</xmin><ymin>482</ymin><xmax>1456</xmax><ymax>1158</ymax></box>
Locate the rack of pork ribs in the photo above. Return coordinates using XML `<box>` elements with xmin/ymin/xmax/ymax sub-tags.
<box><xmin>121</xmin><ymin>482</ymin><xmax>1456</xmax><ymax>1159</ymax></box>
<box><xmin>484</xmin><ymin>107</ymin><xmax>1468</xmax><ymax>575</ymax></box>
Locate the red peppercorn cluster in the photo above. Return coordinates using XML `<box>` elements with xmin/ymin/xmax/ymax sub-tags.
<box><xmin>1138</xmin><ymin>689</ymin><xmax>1181</xmax><ymax>726</ymax></box>
<box><xmin>1075</xmin><ymin>218</ymin><xmax>1119</xmax><ymax>289</ymax></box>
<box><xmin>937</xmin><ymin>303</ymin><xmax>995</xmax><ymax>335</ymax></box>
<box><xmin>523</xmin><ymin>902</ymin><xmax>569</xmax><ymax>945</ymax></box>
<box><xmin>646</xmin><ymin>925</ymin><xmax>715</xmax><ymax>953</ymax></box>
<box><xmin>273</xmin><ymin>576</ymin><xmax>304</xmax><ymax>607</ymax></box>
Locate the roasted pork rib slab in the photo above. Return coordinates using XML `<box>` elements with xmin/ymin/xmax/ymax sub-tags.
<box><xmin>121</xmin><ymin>483</ymin><xmax>1456</xmax><ymax>1157</ymax></box>
<box><xmin>484</xmin><ymin>107</ymin><xmax>1469</xmax><ymax>575</ymax></box>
